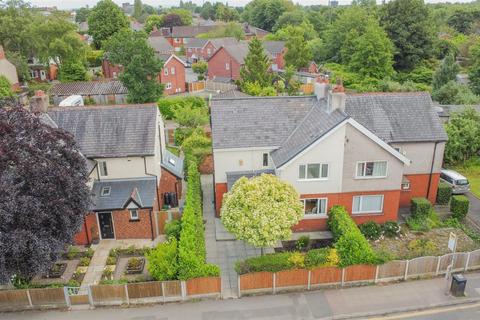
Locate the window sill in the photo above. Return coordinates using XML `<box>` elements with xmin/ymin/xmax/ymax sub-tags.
<box><xmin>303</xmin><ymin>215</ymin><xmax>328</xmax><ymax>220</ymax></box>
<box><xmin>297</xmin><ymin>178</ymin><xmax>329</xmax><ymax>182</ymax></box>
<box><xmin>354</xmin><ymin>176</ymin><xmax>387</xmax><ymax>180</ymax></box>
<box><xmin>352</xmin><ymin>212</ymin><xmax>383</xmax><ymax>216</ymax></box>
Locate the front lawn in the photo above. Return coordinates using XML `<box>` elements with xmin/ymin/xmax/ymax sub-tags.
<box><xmin>451</xmin><ymin>156</ymin><xmax>480</xmax><ymax>198</ymax></box>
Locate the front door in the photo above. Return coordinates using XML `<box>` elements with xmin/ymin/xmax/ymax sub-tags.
<box><xmin>98</xmin><ymin>212</ymin><xmax>114</xmax><ymax>239</ymax></box>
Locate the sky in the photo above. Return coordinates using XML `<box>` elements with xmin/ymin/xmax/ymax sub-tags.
<box><xmin>28</xmin><ymin>0</ymin><xmax>478</xmax><ymax>10</ymax></box>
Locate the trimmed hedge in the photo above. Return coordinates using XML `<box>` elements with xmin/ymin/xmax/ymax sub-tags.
<box><xmin>235</xmin><ymin>252</ymin><xmax>294</xmax><ymax>274</ymax></box>
<box><xmin>451</xmin><ymin>195</ymin><xmax>469</xmax><ymax>220</ymax></box>
<box><xmin>437</xmin><ymin>182</ymin><xmax>452</xmax><ymax>205</ymax></box>
<box><xmin>411</xmin><ymin>197</ymin><xmax>432</xmax><ymax>218</ymax></box>
<box><xmin>327</xmin><ymin>205</ymin><xmax>377</xmax><ymax>267</ymax></box>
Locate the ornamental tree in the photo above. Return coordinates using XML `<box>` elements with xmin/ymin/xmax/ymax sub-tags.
<box><xmin>88</xmin><ymin>0</ymin><xmax>129</xmax><ymax>49</ymax></box>
<box><xmin>221</xmin><ymin>174</ymin><xmax>304</xmax><ymax>252</ymax></box>
<box><xmin>0</xmin><ymin>107</ymin><xmax>90</xmax><ymax>283</ymax></box>
<box><xmin>240</xmin><ymin>38</ymin><xmax>272</xmax><ymax>90</ymax></box>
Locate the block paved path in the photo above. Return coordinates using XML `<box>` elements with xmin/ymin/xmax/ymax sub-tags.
<box><xmin>202</xmin><ymin>174</ymin><xmax>271</xmax><ymax>298</ymax></box>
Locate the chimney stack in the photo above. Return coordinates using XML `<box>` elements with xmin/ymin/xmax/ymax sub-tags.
<box><xmin>29</xmin><ymin>90</ymin><xmax>49</xmax><ymax>113</ymax></box>
<box><xmin>314</xmin><ymin>76</ymin><xmax>329</xmax><ymax>100</ymax></box>
<box><xmin>328</xmin><ymin>79</ymin><xmax>346</xmax><ymax>113</ymax></box>
<box><xmin>0</xmin><ymin>45</ymin><xmax>5</xmax><ymax>60</ymax></box>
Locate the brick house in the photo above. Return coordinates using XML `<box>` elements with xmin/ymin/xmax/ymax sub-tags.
<box><xmin>157</xmin><ymin>54</ymin><xmax>187</xmax><ymax>95</ymax></box>
<box><xmin>45</xmin><ymin>104</ymin><xmax>183</xmax><ymax>244</ymax></box>
<box><xmin>210</xmin><ymin>83</ymin><xmax>447</xmax><ymax>232</ymax></box>
<box><xmin>159</xmin><ymin>26</ymin><xmax>217</xmax><ymax>51</ymax></box>
<box><xmin>28</xmin><ymin>57</ymin><xmax>58</xmax><ymax>81</ymax></box>
<box><xmin>263</xmin><ymin>41</ymin><xmax>286</xmax><ymax>71</ymax></box>
<box><xmin>0</xmin><ymin>45</ymin><xmax>19</xmax><ymax>90</ymax></box>
<box><xmin>185</xmin><ymin>37</ymin><xmax>238</xmax><ymax>62</ymax></box>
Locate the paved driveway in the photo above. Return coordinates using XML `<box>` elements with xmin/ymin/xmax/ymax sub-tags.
<box><xmin>466</xmin><ymin>192</ymin><xmax>480</xmax><ymax>228</ymax></box>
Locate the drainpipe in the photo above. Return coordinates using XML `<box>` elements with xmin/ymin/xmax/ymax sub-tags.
<box><xmin>426</xmin><ymin>141</ymin><xmax>440</xmax><ymax>202</ymax></box>
<box><xmin>149</xmin><ymin>208</ymin><xmax>154</xmax><ymax>240</ymax></box>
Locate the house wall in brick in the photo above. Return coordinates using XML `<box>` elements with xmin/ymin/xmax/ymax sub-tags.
<box><xmin>112</xmin><ymin>208</ymin><xmax>156</xmax><ymax>239</ymax></box>
<box><xmin>158</xmin><ymin>167</ymin><xmax>182</xmax><ymax>208</ymax></box>
<box><xmin>159</xmin><ymin>57</ymin><xmax>186</xmax><ymax>95</ymax></box>
<box><xmin>74</xmin><ymin>213</ymin><xmax>99</xmax><ymax>245</ymax></box>
<box><xmin>400</xmin><ymin>173</ymin><xmax>440</xmax><ymax>207</ymax></box>
<box><xmin>207</xmin><ymin>47</ymin><xmax>241</xmax><ymax>80</ymax></box>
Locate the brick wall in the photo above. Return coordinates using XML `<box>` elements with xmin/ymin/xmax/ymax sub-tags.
<box><xmin>102</xmin><ymin>60</ymin><xmax>123</xmax><ymax>79</ymax></box>
<box><xmin>159</xmin><ymin>167</ymin><xmax>182</xmax><ymax>208</ymax></box>
<box><xmin>159</xmin><ymin>57</ymin><xmax>186</xmax><ymax>95</ymax></box>
<box><xmin>207</xmin><ymin>47</ymin><xmax>241</xmax><ymax>80</ymax></box>
<box><xmin>74</xmin><ymin>213</ymin><xmax>99</xmax><ymax>245</ymax></box>
<box><xmin>400</xmin><ymin>173</ymin><xmax>440</xmax><ymax>207</ymax></box>
<box><xmin>214</xmin><ymin>183</ymin><xmax>228</xmax><ymax>217</ymax></box>
<box><xmin>112</xmin><ymin>208</ymin><xmax>155</xmax><ymax>240</ymax></box>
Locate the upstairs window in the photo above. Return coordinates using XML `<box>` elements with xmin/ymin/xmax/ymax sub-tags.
<box><xmin>164</xmin><ymin>68</ymin><xmax>169</xmax><ymax>76</ymax></box>
<box><xmin>299</xmin><ymin>163</ymin><xmax>328</xmax><ymax>180</ymax></box>
<box><xmin>171</xmin><ymin>67</ymin><xmax>175</xmax><ymax>75</ymax></box>
<box><xmin>262</xmin><ymin>153</ymin><xmax>269</xmax><ymax>167</ymax></box>
<box><xmin>225</xmin><ymin>62</ymin><xmax>230</xmax><ymax>70</ymax></box>
<box><xmin>129</xmin><ymin>209</ymin><xmax>139</xmax><ymax>220</ymax></box>
<box><xmin>99</xmin><ymin>161</ymin><xmax>108</xmax><ymax>177</ymax></box>
<box><xmin>356</xmin><ymin>161</ymin><xmax>387</xmax><ymax>178</ymax></box>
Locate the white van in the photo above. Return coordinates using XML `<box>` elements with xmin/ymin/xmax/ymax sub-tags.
<box><xmin>440</xmin><ymin>169</ymin><xmax>470</xmax><ymax>194</ymax></box>
<box><xmin>59</xmin><ymin>95</ymin><xmax>84</xmax><ymax>107</ymax></box>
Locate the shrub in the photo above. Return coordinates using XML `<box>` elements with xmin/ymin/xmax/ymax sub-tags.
<box><xmin>327</xmin><ymin>206</ymin><xmax>377</xmax><ymax>267</ymax></box>
<box><xmin>288</xmin><ymin>252</ymin><xmax>305</xmax><ymax>268</ymax></box>
<box><xmin>67</xmin><ymin>246</ymin><xmax>80</xmax><ymax>260</ymax></box>
<box><xmin>84</xmin><ymin>247</ymin><xmax>94</xmax><ymax>258</ymax></box>
<box><xmin>164</xmin><ymin>220</ymin><xmax>182</xmax><ymax>241</ymax></box>
<box><xmin>295</xmin><ymin>235</ymin><xmax>310</xmax><ymax>251</ymax></box>
<box><xmin>146</xmin><ymin>239</ymin><xmax>178</xmax><ymax>281</ymax></box>
<box><xmin>102</xmin><ymin>267</ymin><xmax>114</xmax><ymax>280</ymax></box>
<box><xmin>411</xmin><ymin>198</ymin><xmax>432</xmax><ymax>218</ymax></box>
<box><xmin>359</xmin><ymin>221</ymin><xmax>382</xmax><ymax>240</ymax></box>
<box><xmin>451</xmin><ymin>195</ymin><xmax>470</xmax><ymax>220</ymax></box>
<box><xmin>382</xmin><ymin>221</ymin><xmax>401</xmax><ymax>238</ymax></box>
<box><xmin>407</xmin><ymin>209</ymin><xmax>442</xmax><ymax>231</ymax></box>
<box><xmin>235</xmin><ymin>252</ymin><xmax>294</xmax><ymax>274</ymax></box>
<box><xmin>407</xmin><ymin>238</ymin><xmax>438</xmax><ymax>257</ymax></box>
<box><xmin>109</xmin><ymin>248</ymin><xmax>118</xmax><ymax>258</ymax></box>
<box><xmin>67</xmin><ymin>279</ymin><xmax>80</xmax><ymax>287</ymax></box>
<box><xmin>158</xmin><ymin>96</ymin><xmax>206</xmax><ymax>120</ymax></box>
<box><xmin>304</xmin><ymin>248</ymin><xmax>339</xmax><ymax>268</ymax></box>
<box><xmin>127</xmin><ymin>257</ymin><xmax>143</xmax><ymax>269</ymax></box>
<box><xmin>437</xmin><ymin>182</ymin><xmax>452</xmax><ymax>205</ymax></box>
<box><xmin>78</xmin><ymin>257</ymin><xmax>91</xmax><ymax>267</ymax></box>
<box><xmin>106</xmin><ymin>256</ymin><xmax>117</xmax><ymax>265</ymax></box>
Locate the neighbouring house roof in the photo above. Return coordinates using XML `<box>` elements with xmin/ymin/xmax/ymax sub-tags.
<box><xmin>214</xmin><ymin>89</ymin><xmax>251</xmax><ymax>98</ymax></box>
<box><xmin>52</xmin><ymin>80</ymin><xmax>127</xmax><ymax>97</ymax></box>
<box><xmin>242</xmin><ymin>23</ymin><xmax>269</xmax><ymax>37</ymax></box>
<box><xmin>211</xmin><ymin>92</ymin><xmax>447</xmax><ymax>166</ymax></box>
<box><xmin>161</xmin><ymin>149</ymin><xmax>184</xmax><ymax>178</ymax></box>
<box><xmin>185</xmin><ymin>38</ymin><xmax>208</xmax><ymax>48</ymax></box>
<box><xmin>209</xmin><ymin>37</ymin><xmax>238</xmax><ymax>49</ymax></box>
<box><xmin>263</xmin><ymin>41</ymin><xmax>286</xmax><ymax>55</ymax></box>
<box><xmin>148</xmin><ymin>36</ymin><xmax>174</xmax><ymax>54</ymax></box>
<box><xmin>130</xmin><ymin>20</ymin><xmax>144</xmax><ymax>31</ymax></box>
<box><xmin>48</xmin><ymin>104</ymin><xmax>158</xmax><ymax>158</ymax></box>
<box><xmin>156</xmin><ymin>53</ymin><xmax>187</xmax><ymax>67</ymax></box>
<box><xmin>91</xmin><ymin>177</ymin><xmax>157</xmax><ymax>211</ymax></box>
<box><xmin>171</xmin><ymin>26</ymin><xmax>217</xmax><ymax>38</ymax></box>
<box><xmin>435</xmin><ymin>104</ymin><xmax>480</xmax><ymax>118</ymax></box>
<box><xmin>212</xmin><ymin>43</ymin><xmax>273</xmax><ymax>65</ymax></box>
<box><xmin>226</xmin><ymin>169</ymin><xmax>275</xmax><ymax>190</ymax></box>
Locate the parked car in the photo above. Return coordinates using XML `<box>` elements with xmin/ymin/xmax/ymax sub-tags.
<box><xmin>440</xmin><ymin>169</ymin><xmax>470</xmax><ymax>194</ymax></box>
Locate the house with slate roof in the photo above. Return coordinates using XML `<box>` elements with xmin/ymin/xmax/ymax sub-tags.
<box><xmin>210</xmin><ymin>82</ymin><xmax>447</xmax><ymax>232</ymax></box>
<box><xmin>51</xmin><ymin>80</ymin><xmax>128</xmax><ymax>106</ymax></box>
<box><xmin>185</xmin><ymin>37</ymin><xmax>238</xmax><ymax>63</ymax></box>
<box><xmin>45</xmin><ymin>104</ymin><xmax>183</xmax><ymax>244</ymax></box>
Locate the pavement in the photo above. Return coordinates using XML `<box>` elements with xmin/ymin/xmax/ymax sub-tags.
<box><xmin>466</xmin><ymin>192</ymin><xmax>480</xmax><ymax>229</ymax></box>
<box><xmin>4</xmin><ymin>272</ymin><xmax>480</xmax><ymax>320</ymax></box>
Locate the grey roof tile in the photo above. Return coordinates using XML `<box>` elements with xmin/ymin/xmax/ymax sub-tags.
<box><xmin>147</xmin><ymin>36</ymin><xmax>174</xmax><ymax>53</ymax></box>
<box><xmin>263</xmin><ymin>41</ymin><xmax>286</xmax><ymax>54</ymax></box>
<box><xmin>226</xmin><ymin>169</ymin><xmax>275</xmax><ymax>190</ymax></box>
<box><xmin>185</xmin><ymin>38</ymin><xmax>208</xmax><ymax>48</ymax></box>
<box><xmin>91</xmin><ymin>177</ymin><xmax>157</xmax><ymax>211</ymax></box>
<box><xmin>48</xmin><ymin>104</ymin><xmax>158</xmax><ymax>158</ymax></box>
<box><xmin>209</xmin><ymin>37</ymin><xmax>238</xmax><ymax>48</ymax></box>
<box><xmin>51</xmin><ymin>80</ymin><xmax>127</xmax><ymax>96</ymax></box>
<box><xmin>171</xmin><ymin>26</ymin><xmax>217</xmax><ymax>37</ymax></box>
<box><xmin>161</xmin><ymin>149</ymin><xmax>184</xmax><ymax>178</ymax></box>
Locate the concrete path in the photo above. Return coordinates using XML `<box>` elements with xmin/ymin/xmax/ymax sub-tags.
<box><xmin>202</xmin><ymin>174</ymin><xmax>272</xmax><ymax>298</ymax></box>
<box><xmin>5</xmin><ymin>273</ymin><xmax>480</xmax><ymax>320</ymax></box>
<box><xmin>466</xmin><ymin>192</ymin><xmax>480</xmax><ymax>229</ymax></box>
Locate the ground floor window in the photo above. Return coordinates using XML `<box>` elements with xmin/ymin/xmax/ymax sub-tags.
<box><xmin>352</xmin><ymin>195</ymin><xmax>384</xmax><ymax>214</ymax></box>
<box><xmin>301</xmin><ymin>198</ymin><xmax>327</xmax><ymax>216</ymax></box>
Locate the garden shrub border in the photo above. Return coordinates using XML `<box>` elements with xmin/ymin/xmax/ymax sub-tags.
<box><xmin>451</xmin><ymin>195</ymin><xmax>470</xmax><ymax>220</ymax></box>
<box><xmin>437</xmin><ymin>182</ymin><xmax>452</xmax><ymax>205</ymax></box>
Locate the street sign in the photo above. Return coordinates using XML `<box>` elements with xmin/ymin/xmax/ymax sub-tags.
<box><xmin>448</xmin><ymin>232</ymin><xmax>457</xmax><ymax>252</ymax></box>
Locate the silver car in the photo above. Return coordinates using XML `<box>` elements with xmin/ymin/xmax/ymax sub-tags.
<box><xmin>440</xmin><ymin>169</ymin><xmax>470</xmax><ymax>194</ymax></box>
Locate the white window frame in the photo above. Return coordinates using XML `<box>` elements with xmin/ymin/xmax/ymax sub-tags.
<box><xmin>166</xmin><ymin>82</ymin><xmax>172</xmax><ymax>89</ymax></box>
<box><xmin>262</xmin><ymin>153</ymin><xmax>269</xmax><ymax>167</ymax></box>
<box><xmin>301</xmin><ymin>198</ymin><xmax>328</xmax><ymax>218</ymax></box>
<box><xmin>100</xmin><ymin>186</ymin><xmax>111</xmax><ymax>196</ymax></box>
<box><xmin>225</xmin><ymin>62</ymin><xmax>230</xmax><ymax>70</ymax></box>
<box><xmin>298</xmin><ymin>163</ymin><xmax>329</xmax><ymax>181</ymax></box>
<box><xmin>129</xmin><ymin>209</ymin><xmax>139</xmax><ymax>220</ymax></box>
<box><xmin>352</xmin><ymin>195</ymin><xmax>384</xmax><ymax>214</ymax></box>
<box><xmin>171</xmin><ymin>67</ymin><xmax>175</xmax><ymax>75</ymax></box>
<box><xmin>402</xmin><ymin>181</ymin><xmax>410</xmax><ymax>190</ymax></box>
<box><xmin>164</xmin><ymin>68</ymin><xmax>169</xmax><ymax>76</ymax></box>
<box><xmin>355</xmin><ymin>161</ymin><xmax>388</xmax><ymax>179</ymax></box>
<box><xmin>99</xmin><ymin>161</ymin><xmax>108</xmax><ymax>177</ymax></box>
<box><xmin>207</xmin><ymin>48</ymin><xmax>211</xmax><ymax>55</ymax></box>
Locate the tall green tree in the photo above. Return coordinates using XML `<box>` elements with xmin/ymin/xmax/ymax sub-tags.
<box><xmin>144</xmin><ymin>14</ymin><xmax>164</xmax><ymax>33</ymax></box>
<box><xmin>432</xmin><ymin>54</ymin><xmax>459</xmax><ymax>91</ymax></box>
<box><xmin>242</xmin><ymin>0</ymin><xmax>295</xmax><ymax>32</ymax></box>
<box><xmin>133</xmin><ymin>0</ymin><xmax>142</xmax><ymax>19</ymax></box>
<box><xmin>0</xmin><ymin>0</ymin><xmax>37</xmax><ymax>57</ymax></box>
<box><xmin>58</xmin><ymin>60</ymin><xmax>87</xmax><ymax>83</ymax></box>
<box><xmin>104</xmin><ymin>29</ymin><xmax>163</xmax><ymax>103</ymax></box>
<box><xmin>88</xmin><ymin>0</ymin><xmax>129</xmax><ymax>49</ymax></box>
<box><xmin>444</xmin><ymin>108</ymin><xmax>480</xmax><ymax>164</ymax></box>
<box><xmin>75</xmin><ymin>7</ymin><xmax>90</xmax><ymax>23</ymax></box>
<box><xmin>284</xmin><ymin>27</ymin><xmax>313</xmax><ymax>70</ymax></box>
<box><xmin>469</xmin><ymin>63</ymin><xmax>480</xmax><ymax>95</ymax></box>
<box><xmin>380</xmin><ymin>0</ymin><xmax>435</xmax><ymax>70</ymax></box>
<box><xmin>240</xmin><ymin>38</ymin><xmax>272</xmax><ymax>88</ymax></box>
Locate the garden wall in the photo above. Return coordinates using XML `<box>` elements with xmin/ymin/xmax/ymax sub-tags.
<box><xmin>238</xmin><ymin>249</ymin><xmax>480</xmax><ymax>296</ymax></box>
<box><xmin>0</xmin><ymin>277</ymin><xmax>221</xmax><ymax>311</ymax></box>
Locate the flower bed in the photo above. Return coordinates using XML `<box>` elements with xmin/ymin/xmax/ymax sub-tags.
<box><xmin>125</xmin><ymin>257</ymin><xmax>145</xmax><ymax>274</ymax></box>
<box><xmin>46</xmin><ymin>263</ymin><xmax>67</xmax><ymax>279</ymax></box>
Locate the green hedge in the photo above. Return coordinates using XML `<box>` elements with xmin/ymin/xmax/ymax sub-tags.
<box><xmin>327</xmin><ymin>206</ymin><xmax>377</xmax><ymax>267</ymax></box>
<box><xmin>451</xmin><ymin>195</ymin><xmax>469</xmax><ymax>220</ymax></box>
<box><xmin>235</xmin><ymin>252</ymin><xmax>294</xmax><ymax>274</ymax></box>
<box><xmin>437</xmin><ymin>182</ymin><xmax>452</xmax><ymax>205</ymax></box>
<box><xmin>359</xmin><ymin>221</ymin><xmax>382</xmax><ymax>240</ymax></box>
<box><xmin>158</xmin><ymin>96</ymin><xmax>206</xmax><ymax>120</ymax></box>
<box><xmin>411</xmin><ymin>197</ymin><xmax>432</xmax><ymax>218</ymax></box>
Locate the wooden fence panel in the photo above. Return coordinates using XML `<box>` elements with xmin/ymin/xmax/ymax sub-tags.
<box><xmin>377</xmin><ymin>260</ymin><xmax>407</xmax><ymax>281</ymax></box>
<box><xmin>300</xmin><ymin>83</ymin><xmax>314</xmax><ymax>94</ymax></box>
<box><xmin>127</xmin><ymin>282</ymin><xmax>162</xmax><ymax>299</ymax></box>
<box><xmin>0</xmin><ymin>290</ymin><xmax>30</xmax><ymax>309</ymax></box>
<box><xmin>188</xmin><ymin>81</ymin><xmax>206</xmax><ymax>92</ymax></box>
<box><xmin>91</xmin><ymin>284</ymin><xmax>126</xmax><ymax>303</ymax></box>
<box><xmin>468</xmin><ymin>249</ymin><xmax>480</xmax><ymax>270</ymax></box>
<box><xmin>407</xmin><ymin>256</ymin><xmax>438</xmax><ymax>277</ymax></box>
<box><xmin>29</xmin><ymin>288</ymin><xmax>66</xmax><ymax>306</ymax></box>
<box><xmin>275</xmin><ymin>269</ymin><xmax>309</xmax><ymax>288</ymax></box>
<box><xmin>344</xmin><ymin>265</ymin><xmax>376</xmax><ymax>282</ymax></box>
<box><xmin>163</xmin><ymin>281</ymin><xmax>181</xmax><ymax>297</ymax></box>
<box><xmin>186</xmin><ymin>277</ymin><xmax>221</xmax><ymax>296</ymax></box>
<box><xmin>239</xmin><ymin>272</ymin><xmax>273</xmax><ymax>291</ymax></box>
<box><xmin>438</xmin><ymin>253</ymin><xmax>469</xmax><ymax>274</ymax></box>
<box><xmin>310</xmin><ymin>267</ymin><xmax>342</xmax><ymax>285</ymax></box>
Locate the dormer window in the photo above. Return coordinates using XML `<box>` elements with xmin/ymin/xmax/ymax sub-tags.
<box><xmin>101</xmin><ymin>186</ymin><xmax>111</xmax><ymax>196</ymax></box>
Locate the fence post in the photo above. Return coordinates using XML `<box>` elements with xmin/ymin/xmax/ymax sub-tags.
<box><xmin>181</xmin><ymin>281</ymin><xmax>187</xmax><ymax>300</ymax></box>
<box><xmin>307</xmin><ymin>270</ymin><xmax>311</xmax><ymax>290</ymax></box>
<box><xmin>404</xmin><ymin>259</ymin><xmax>410</xmax><ymax>280</ymax></box>
<box><xmin>465</xmin><ymin>252</ymin><xmax>471</xmax><ymax>271</ymax></box>
<box><xmin>374</xmin><ymin>265</ymin><xmax>379</xmax><ymax>284</ymax></box>
<box><xmin>436</xmin><ymin>256</ymin><xmax>442</xmax><ymax>275</ymax></box>
<box><xmin>237</xmin><ymin>275</ymin><xmax>241</xmax><ymax>298</ymax></box>
<box><xmin>161</xmin><ymin>282</ymin><xmax>166</xmax><ymax>303</ymax></box>
<box><xmin>341</xmin><ymin>268</ymin><xmax>345</xmax><ymax>287</ymax></box>
<box><xmin>87</xmin><ymin>286</ymin><xmax>94</xmax><ymax>307</ymax></box>
<box><xmin>272</xmin><ymin>273</ymin><xmax>276</xmax><ymax>294</ymax></box>
<box><xmin>63</xmin><ymin>287</ymin><xmax>71</xmax><ymax>308</ymax></box>
<box><xmin>124</xmin><ymin>284</ymin><xmax>129</xmax><ymax>305</ymax></box>
<box><xmin>26</xmin><ymin>289</ymin><xmax>33</xmax><ymax>307</ymax></box>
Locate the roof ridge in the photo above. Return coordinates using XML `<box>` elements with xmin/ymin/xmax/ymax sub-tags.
<box><xmin>211</xmin><ymin>95</ymin><xmax>315</xmax><ymax>101</ymax></box>
<box><xmin>48</xmin><ymin>104</ymin><xmax>157</xmax><ymax>111</ymax></box>
<box><xmin>96</xmin><ymin>177</ymin><xmax>157</xmax><ymax>183</ymax></box>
